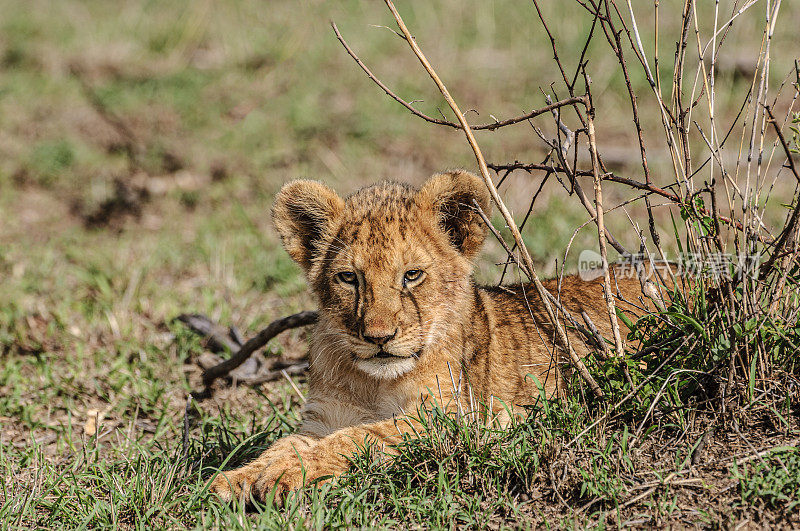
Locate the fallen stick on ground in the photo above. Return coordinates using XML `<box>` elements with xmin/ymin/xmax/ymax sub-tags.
<box><xmin>176</xmin><ymin>311</ymin><xmax>318</xmax><ymax>392</ymax></box>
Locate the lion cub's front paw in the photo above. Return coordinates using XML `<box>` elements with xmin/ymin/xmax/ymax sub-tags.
<box><xmin>209</xmin><ymin>465</ymin><xmax>270</xmax><ymax>503</ymax></box>
<box><xmin>209</xmin><ymin>466</ymin><xmax>259</xmax><ymax>503</ymax></box>
<box><xmin>209</xmin><ymin>457</ymin><xmax>306</xmax><ymax>504</ymax></box>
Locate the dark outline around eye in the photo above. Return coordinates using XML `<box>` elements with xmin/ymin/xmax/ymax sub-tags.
<box><xmin>337</xmin><ymin>271</ymin><xmax>357</xmax><ymax>285</ymax></box>
<box><xmin>403</xmin><ymin>269</ymin><xmax>424</xmax><ymax>286</ymax></box>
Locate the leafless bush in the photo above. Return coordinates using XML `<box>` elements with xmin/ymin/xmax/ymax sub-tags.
<box><xmin>334</xmin><ymin>0</ymin><xmax>800</xmax><ymax>420</ymax></box>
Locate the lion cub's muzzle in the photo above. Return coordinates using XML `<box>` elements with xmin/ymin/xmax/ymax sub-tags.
<box><xmin>362</xmin><ymin>329</ymin><xmax>412</xmax><ymax>359</ymax></box>
<box><xmin>352</xmin><ymin>338</ymin><xmax>419</xmax><ymax>379</ymax></box>
<box><xmin>362</xmin><ymin>329</ymin><xmax>397</xmax><ymax>347</ymax></box>
<box><xmin>358</xmin><ymin>341</ymin><xmax>409</xmax><ymax>360</ymax></box>
<box><xmin>349</xmin><ymin>325</ymin><xmax>421</xmax><ymax>378</ymax></box>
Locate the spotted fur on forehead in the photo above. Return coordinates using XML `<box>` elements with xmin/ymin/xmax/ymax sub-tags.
<box><xmin>344</xmin><ymin>181</ymin><xmax>416</xmax><ymax>214</ymax></box>
<box><xmin>331</xmin><ymin>182</ymin><xmax>425</xmax><ymax>253</ymax></box>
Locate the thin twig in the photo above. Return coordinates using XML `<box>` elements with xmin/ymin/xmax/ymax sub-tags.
<box><xmin>585</xmin><ymin>91</ymin><xmax>626</xmax><ymax>357</ymax></box>
<box><xmin>759</xmin><ymin>105</ymin><xmax>800</xmax><ymax>276</ymax></box>
<box><xmin>488</xmin><ymin>162</ymin><xmax>767</xmax><ymax>242</ymax></box>
<box><xmin>282</xmin><ymin>369</ymin><xmax>307</xmax><ymax>403</ymax></box>
<box><xmin>331</xmin><ymin>21</ymin><xmax>584</xmax><ymax>132</ymax></box>
<box><xmin>581</xmin><ymin>311</ymin><xmax>611</xmax><ymax>359</ymax></box>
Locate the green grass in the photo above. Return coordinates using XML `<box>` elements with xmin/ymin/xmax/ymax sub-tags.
<box><xmin>0</xmin><ymin>393</ymin><xmax>706</xmax><ymax>528</ymax></box>
<box><xmin>2</xmin><ymin>0</ymin><xmax>800</xmax><ymax>528</ymax></box>
<box><xmin>734</xmin><ymin>449</ymin><xmax>800</xmax><ymax>512</ymax></box>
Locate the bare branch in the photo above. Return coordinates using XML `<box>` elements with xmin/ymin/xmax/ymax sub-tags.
<box><xmin>331</xmin><ymin>21</ymin><xmax>584</xmax><ymax>132</ymax></box>
<box><xmin>585</xmin><ymin>92</ymin><xmax>626</xmax><ymax>358</ymax></box>
<box><xmin>178</xmin><ymin>311</ymin><xmax>319</xmax><ymax>390</ymax></box>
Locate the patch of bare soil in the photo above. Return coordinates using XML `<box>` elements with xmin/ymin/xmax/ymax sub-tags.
<box><xmin>2</xmin><ymin>187</ymin><xmax>78</xmax><ymax>243</ymax></box>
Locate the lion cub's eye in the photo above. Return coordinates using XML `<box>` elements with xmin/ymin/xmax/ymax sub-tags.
<box><xmin>403</xmin><ymin>269</ymin><xmax>424</xmax><ymax>285</ymax></box>
<box><xmin>336</xmin><ymin>271</ymin><xmax>357</xmax><ymax>285</ymax></box>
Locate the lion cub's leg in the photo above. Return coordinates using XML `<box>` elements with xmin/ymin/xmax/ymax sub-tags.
<box><xmin>209</xmin><ymin>416</ymin><xmax>421</xmax><ymax>503</ymax></box>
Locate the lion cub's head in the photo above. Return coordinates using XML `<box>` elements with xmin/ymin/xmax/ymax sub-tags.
<box><xmin>272</xmin><ymin>171</ymin><xmax>491</xmax><ymax>380</ymax></box>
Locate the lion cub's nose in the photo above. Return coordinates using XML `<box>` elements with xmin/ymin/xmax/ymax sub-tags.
<box><xmin>362</xmin><ymin>329</ymin><xmax>397</xmax><ymax>346</ymax></box>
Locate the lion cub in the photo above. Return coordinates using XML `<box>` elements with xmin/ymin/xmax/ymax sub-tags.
<box><xmin>211</xmin><ymin>170</ymin><xmax>643</xmax><ymax>502</ymax></box>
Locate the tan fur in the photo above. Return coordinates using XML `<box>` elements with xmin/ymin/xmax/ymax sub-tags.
<box><xmin>210</xmin><ymin>170</ymin><xmax>646</xmax><ymax>503</ymax></box>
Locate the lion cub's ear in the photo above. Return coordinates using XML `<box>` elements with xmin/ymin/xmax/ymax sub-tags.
<box><xmin>418</xmin><ymin>170</ymin><xmax>492</xmax><ymax>258</ymax></box>
<box><xmin>272</xmin><ymin>180</ymin><xmax>345</xmax><ymax>270</ymax></box>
